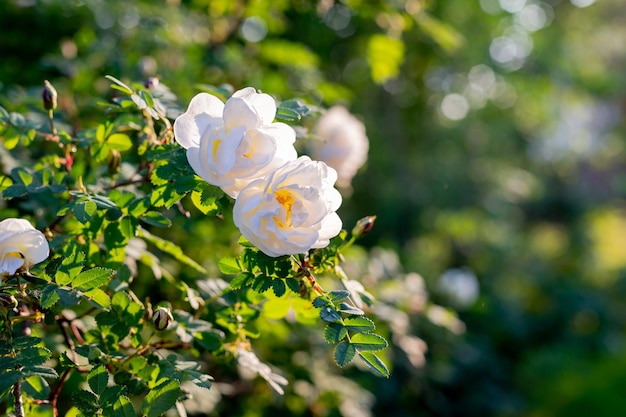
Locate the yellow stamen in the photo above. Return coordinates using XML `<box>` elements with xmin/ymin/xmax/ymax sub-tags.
<box><xmin>274</xmin><ymin>190</ymin><xmax>295</xmax><ymax>228</ymax></box>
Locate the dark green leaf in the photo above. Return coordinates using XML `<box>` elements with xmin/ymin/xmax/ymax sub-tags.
<box><xmin>22</xmin><ymin>376</ymin><xmax>50</xmax><ymax>400</ymax></box>
<box><xmin>99</xmin><ymin>385</ymin><xmax>126</xmax><ymax>408</ymax></box>
<box><xmin>105</xmin><ymin>75</ymin><xmax>134</xmax><ymax>95</ymax></box>
<box><xmin>320</xmin><ymin>306</ymin><xmax>342</xmax><ymax>323</ymax></box>
<box><xmin>88</xmin><ymin>365</ymin><xmax>109</xmax><ymax>396</ymax></box>
<box><xmin>0</xmin><ymin>370</ymin><xmax>21</xmax><ymax>393</ymax></box>
<box><xmin>272</xmin><ymin>279</ymin><xmax>286</xmax><ymax>297</ymax></box>
<box><xmin>22</xmin><ymin>365</ymin><xmax>59</xmax><ymax>379</ymax></box>
<box><xmin>41</xmin><ymin>285</ymin><xmax>60</xmax><ymax>309</ymax></box>
<box><xmin>339</xmin><ymin>302</ymin><xmax>364</xmax><ymax>316</ymax></box>
<box><xmin>329</xmin><ymin>290</ymin><xmax>351</xmax><ymax>302</ymax></box>
<box><xmin>16</xmin><ymin>347</ymin><xmax>51</xmax><ymax>367</ymax></box>
<box><xmin>140</xmin><ymin>211</ymin><xmax>171</xmax><ymax>227</ymax></box>
<box><xmin>312</xmin><ymin>297</ymin><xmax>330</xmax><ymax>308</ymax></box>
<box><xmin>193</xmin><ymin>331</ymin><xmax>223</xmax><ymax>351</ymax></box>
<box><xmin>72</xmin><ymin>389</ymin><xmax>100</xmax><ymax>414</ymax></box>
<box><xmin>285</xmin><ymin>278</ymin><xmax>300</xmax><ymax>293</ymax></box>
<box><xmin>230</xmin><ymin>272</ymin><xmax>254</xmax><ymax>289</ymax></box>
<box><xmin>75</xmin><ymin>199</ymin><xmax>97</xmax><ymax>224</ymax></box>
<box><xmin>323</xmin><ymin>323</ymin><xmax>348</xmax><ymax>344</ymax></box>
<box><xmin>334</xmin><ymin>340</ymin><xmax>356</xmax><ymax>367</ymax></box>
<box><xmin>141</xmin><ymin>379</ymin><xmax>180</xmax><ymax>417</ymax></box>
<box><xmin>111</xmin><ymin>395</ymin><xmax>135</xmax><ymax>417</ymax></box>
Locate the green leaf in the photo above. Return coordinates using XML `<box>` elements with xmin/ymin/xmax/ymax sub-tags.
<box><xmin>193</xmin><ymin>331</ymin><xmax>223</xmax><ymax>351</ymax></box>
<box><xmin>55</xmin><ymin>250</ymin><xmax>86</xmax><ymax>285</ymax></box>
<box><xmin>119</xmin><ymin>216</ymin><xmax>137</xmax><ymax>240</ymax></box>
<box><xmin>22</xmin><ymin>376</ymin><xmax>50</xmax><ymax>401</ymax></box>
<box><xmin>107</xmin><ymin>133</ymin><xmax>133</xmax><ymax>151</ymax></box>
<box><xmin>343</xmin><ymin>316</ymin><xmax>376</xmax><ymax>333</ymax></box>
<box><xmin>312</xmin><ymin>297</ymin><xmax>330</xmax><ymax>308</ymax></box>
<box><xmin>349</xmin><ymin>333</ymin><xmax>388</xmax><ymax>351</ymax></box>
<box><xmin>0</xmin><ymin>370</ymin><xmax>21</xmax><ymax>393</ymax></box>
<box><xmin>358</xmin><ymin>352</ymin><xmax>390</xmax><ymax>378</ymax></box>
<box><xmin>218</xmin><ymin>257</ymin><xmax>241</xmax><ymax>275</ymax></box>
<box><xmin>138</xmin><ymin>228</ymin><xmax>206</xmax><ymax>273</ymax></box>
<box><xmin>72</xmin><ymin>389</ymin><xmax>100</xmax><ymax>414</ymax></box>
<box><xmin>150</xmin><ymin>184</ymin><xmax>183</xmax><ymax>208</ymax></box>
<box><xmin>323</xmin><ymin>323</ymin><xmax>348</xmax><ymax>344</ymax></box>
<box><xmin>141</xmin><ymin>379</ymin><xmax>180</xmax><ymax>417</ymax></box>
<box><xmin>112</xmin><ymin>395</ymin><xmax>136</xmax><ymax>417</ymax></box>
<box><xmin>334</xmin><ymin>340</ymin><xmax>356</xmax><ymax>367</ymax></box>
<box><xmin>105</xmin><ymin>75</ymin><xmax>134</xmax><ymax>95</ymax></box>
<box><xmin>285</xmin><ymin>278</ymin><xmax>300</xmax><ymax>294</ymax></box>
<box><xmin>75</xmin><ymin>199</ymin><xmax>98</xmax><ymax>224</ymax></box>
<box><xmin>84</xmin><ymin>288</ymin><xmax>111</xmax><ymax>309</ymax></box>
<box><xmin>339</xmin><ymin>302</ymin><xmax>364</xmax><ymax>316</ymax></box>
<box><xmin>13</xmin><ymin>336</ymin><xmax>42</xmax><ymax>350</ymax></box>
<box><xmin>88</xmin><ymin>365</ymin><xmax>109</xmax><ymax>396</ymax></box>
<box><xmin>230</xmin><ymin>272</ymin><xmax>254</xmax><ymax>289</ymax></box>
<box><xmin>320</xmin><ymin>306</ymin><xmax>342</xmax><ymax>323</ymax></box>
<box><xmin>187</xmin><ymin>371</ymin><xmax>213</xmax><ymax>390</ymax></box>
<box><xmin>99</xmin><ymin>385</ymin><xmax>127</xmax><ymax>408</ymax></box>
<box><xmin>22</xmin><ymin>365</ymin><xmax>59</xmax><ymax>379</ymax></box>
<box><xmin>329</xmin><ymin>290</ymin><xmax>351</xmax><ymax>302</ymax></box>
<box><xmin>271</xmin><ymin>279</ymin><xmax>286</xmax><ymax>297</ymax></box>
<box><xmin>16</xmin><ymin>347</ymin><xmax>51</xmax><ymax>367</ymax></box>
<box><xmin>41</xmin><ymin>285</ymin><xmax>60</xmax><ymax>309</ymax></box>
<box><xmin>140</xmin><ymin>211</ymin><xmax>171</xmax><ymax>227</ymax></box>
<box><xmin>72</xmin><ymin>268</ymin><xmax>112</xmax><ymax>291</ymax></box>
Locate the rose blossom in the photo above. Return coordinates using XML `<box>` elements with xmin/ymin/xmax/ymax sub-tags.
<box><xmin>0</xmin><ymin>218</ymin><xmax>50</xmax><ymax>277</ymax></box>
<box><xmin>173</xmin><ymin>87</ymin><xmax>297</xmax><ymax>198</ymax></box>
<box><xmin>233</xmin><ymin>156</ymin><xmax>343</xmax><ymax>257</ymax></box>
<box><xmin>310</xmin><ymin>106</ymin><xmax>369</xmax><ymax>188</ymax></box>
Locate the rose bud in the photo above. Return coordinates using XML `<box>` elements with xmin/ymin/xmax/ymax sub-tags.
<box><xmin>153</xmin><ymin>306</ymin><xmax>174</xmax><ymax>330</ymax></box>
<box><xmin>351</xmin><ymin>215</ymin><xmax>376</xmax><ymax>239</ymax></box>
<box><xmin>42</xmin><ymin>80</ymin><xmax>58</xmax><ymax>111</ymax></box>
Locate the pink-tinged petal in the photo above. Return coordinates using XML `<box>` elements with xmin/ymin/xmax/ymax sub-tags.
<box><xmin>223</xmin><ymin>96</ymin><xmax>259</xmax><ymax>130</ymax></box>
<box><xmin>173</xmin><ymin>93</ymin><xmax>224</xmax><ymax>149</ymax></box>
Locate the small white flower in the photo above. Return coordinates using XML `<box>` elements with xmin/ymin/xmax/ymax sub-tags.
<box><xmin>233</xmin><ymin>156</ymin><xmax>343</xmax><ymax>257</ymax></box>
<box><xmin>0</xmin><ymin>218</ymin><xmax>49</xmax><ymax>277</ymax></box>
<box><xmin>310</xmin><ymin>106</ymin><xmax>369</xmax><ymax>188</ymax></box>
<box><xmin>173</xmin><ymin>87</ymin><xmax>297</xmax><ymax>198</ymax></box>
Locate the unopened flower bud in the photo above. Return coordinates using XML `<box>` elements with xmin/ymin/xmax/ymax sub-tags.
<box><xmin>153</xmin><ymin>306</ymin><xmax>174</xmax><ymax>330</ymax></box>
<box><xmin>42</xmin><ymin>80</ymin><xmax>58</xmax><ymax>111</ymax></box>
<box><xmin>351</xmin><ymin>215</ymin><xmax>376</xmax><ymax>239</ymax></box>
<box><xmin>144</xmin><ymin>77</ymin><xmax>159</xmax><ymax>89</ymax></box>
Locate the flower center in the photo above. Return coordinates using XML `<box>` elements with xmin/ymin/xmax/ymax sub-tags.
<box><xmin>274</xmin><ymin>189</ymin><xmax>295</xmax><ymax>228</ymax></box>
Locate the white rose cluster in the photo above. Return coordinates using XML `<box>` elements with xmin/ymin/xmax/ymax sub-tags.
<box><xmin>0</xmin><ymin>218</ymin><xmax>49</xmax><ymax>277</ymax></box>
<box><xmin>175</xmin><ymin>88</ymin><xmax>365</xmax><ymax>258</ymax></box>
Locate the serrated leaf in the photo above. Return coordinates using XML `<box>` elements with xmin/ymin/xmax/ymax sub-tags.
<box><xmin>119</xmin><ymin>216</ymin><xmax>137</xmax><ymax>240</ymax></box>
<box><xmin>84</xmin><ymin>288</ymin><xmax>111</xmax><ymax>309</ymax></box>
<box><xmin>323</xmin><ymin>323</ymin><xmax>348</xmax><ymax>344</ymax></box>
<box><xmin>350</xmin><ymin>333</ymin><xmax>388</xmax><ymax>351</ymax></box>
<box><xmin>99</xmin><ymin>385</ymin><xmax>126</xmax><ymax>408</ymax></box>
<box><xmin>230</xmin><ymin>272</ymin><xmax>253</xmax><ymax>289</ymax></box>
<box><xmin>112</xmin><ymin>395</ymin><xmax>135</xmax><ymax>417</ymax></box>
<box><xmin>320</xmin><ymin>306</ymin><xmax>342</xmax><ymax>323</ymax></box>
<box><xmin>141</xmin><ymin>379</ymin><xmax>180</xmax><ymax>417</ymax></box>
<box><xmin>343</xmin><ymin>316</ymin><xmax>376</xmax><ymax>333</ymax></box>
<box><xmin>188</xmin><ymin>371</ymin><xmax>213</xmax><ymax>390</ymax></box>
<box><xmin>72</xmin><ymin>389</ymin><xmax>100</xmax><ymax>414</ymax></box>
<box><xmin>16</xmin><ymin>347</ymin><xmax>51</xmax><ymax>367</ymax></box>
<box><xmin>22</xmin><ymin>365</ymin><xmax>59</xmax><ymax>379</ymax></box>
<box><xmin>358</xmin><ymin>352</ymin><xmax>390</xmax><ymax>378</ymax></box>
<box><xmin>72</xmin><ymin>268</ymin><xmax>112</xmax><ymax>291</ymax></box>
<box><xmin>339</xmin><ymin>302</ymin><xmax>364</xmax><ymax>316</ymax></box>
<box><xmin>22</xmin><ymin>375</ymin><xmax>50</xmax><ymax>400</ymax></box>
<box><xmin>41</xmin><ymin>285</ymin><xmax>60</xmax><ymax>309</ymax></box>
<box><xmin>150</xmin><ymin>184</ymin><xmax>183</xmax><ymax>208</ymax></box>
<box><xmin>74</xmin><ymin>199</ymin><xmax>97</xmax><ymax>224</ymax></box>
<box><xmin>0</xmin><ymin>370</ymin><xmax>21</xmax><ymax>393</ymax></box>
<box><xmin>56</xmin><ymin>250</ymin><xmax>86</xmax><ymax>285</ymax></box>
<box><xmin>272</xmin><ymin>279</ymin><xmax>286</xmax><ymax>297</ymax></box>
<box><xmin>193</xmin><ymin>331</ymin><xmax>222</xmax><ymax>351</ymax></box>
<box><xmin>88</xmin><ymin>365</ymin><xmax>109</xmax><ymax>396</ymax></box>
<box><xmin>13</xmin><ymin>336</ymin><xmax>42</xmax><ymax>350</ymax></box>
<box><xmin>329</xmin><ymin>290</ymin><xmax>351</xmax><ymax>302</ymax></box>
<box><xmin>312</xmin><ymin>297</ymin><xmax>330</xmax><ymax>308</ymax></box>
<box><xmin>334</xmin><ymin>340</ymin><xmax>356</xmax><ymax>367</ymax></box>
<box><xmin>218</xmin><ymin>257</ymin><xmax>241</xmax><ymax>275</ymax></box>
<box><xmin>285</xmin><ymin>278</ymin><xmax>300</xmax><ymax>293</ymax></box>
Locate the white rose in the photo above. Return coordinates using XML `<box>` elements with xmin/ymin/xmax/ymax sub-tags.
<box><xmin>310</xmin><ymin>106</ymin><xmax>369</xmax><ymax>188</ymax></box>
<box><xmin>233</xmin><ymin>156</ymin><xmax>343</xmax><ymax>257</ymax></box>
<box><xmin>0</xmin><ymin>218</ymin><xmax>50</xmax><ymax>277</ymax></box>
<box><xmin>173</xmin><ymin>87</ymin><xmax>298</xmax><ymax>198</ymax></box>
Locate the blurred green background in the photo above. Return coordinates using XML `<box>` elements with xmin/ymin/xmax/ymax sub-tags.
<box><xmin>2</xmin><ymin>0</ymin><xmax>626</xmax><ymax>416</ymax></box>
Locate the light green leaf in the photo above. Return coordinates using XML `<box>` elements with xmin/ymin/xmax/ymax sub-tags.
<box><xmin>112</xmin><ymin>395</ymin><xmax>136</xmax><ymax>417</ymax></box>
<box><xmin>72</xmin><ymin>268</ymin><xmax>112</xmax><ymax>291</ymax></box>
<box><xmin>105</xmin><ymin>75</ymin><xmax>134</xmax><ymax>95</ymax></box>
<box><xmin>218</xmin><ymin>257</ymin><xmax>241</xmax><ymax>275</ymax></box>
<box><xmin>141</xmin><ymin>379</ymin><xmax>180</xmax><ymax>417</ymax></box>
<box><xmin>358</xmin><ymin>352</ymin><xmax>390</xmax><ymax>378</ymax></box>
<box><xmin>84</xmin><ymin>288</ymin><xmax>111</xmax><ymax>309</ymax></box>
<box><xmin>343</xmin><ymin>317</ymin><xmax>376</xmax><ymax>333</ymax></box>
<box><xmin>107</xmin><ymin>133</ymin><xmax>133</xmax><ymax>151</ymax></box>
<box><xmin>349</xmin><ymin>333</ymin><xmax>388</xmax><ymax>351</ymax></box>
<box><xmin>41</xmin><ymin>285</ymin><xmax>60</xmax><ymax>309</ymax></box>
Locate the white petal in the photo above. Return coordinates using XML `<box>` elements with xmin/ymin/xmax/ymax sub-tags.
<box><xmin>173</xmin><ymin>93</ymin><xmax>224</xmax><ymax>149</ymax></box>
<box><xmin>232</xmin><ymin>88</ymin><xmax>277</xmax><ymax>125</ymax></box>
<box><xmin>223</xmin><ymin>96</ymin><xmax>260</xmax><ymax>130</ymax></box>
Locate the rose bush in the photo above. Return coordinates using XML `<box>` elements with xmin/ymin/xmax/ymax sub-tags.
<box><xmin>309</xmin><ymin>106</ymin><xmax>369</xmax><ymax>188</ymax></box>
<box><xmin>0</xmin><ymin>218</ymin><xmax>49</xmax><ymax>277</ymax></box>
<box><xmin>173</xmin><ymin>87</ymin><xmax>298</xmax><ymax>198</ymax></box>
<box><xmin>233</xmin><ymin>156</ymin><xmax>343</xmax><ymax>257</ymax></box>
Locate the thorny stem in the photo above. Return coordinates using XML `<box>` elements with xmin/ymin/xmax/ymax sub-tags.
<box><xmin>291</xmin><ymin>255</ymin><xmax>324</xmax><ymax>295</ymax></box>
<box><xmin>13</xmin><ymin>304</ymin><xmax>32</xmax><ymax>417</ymax></box>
